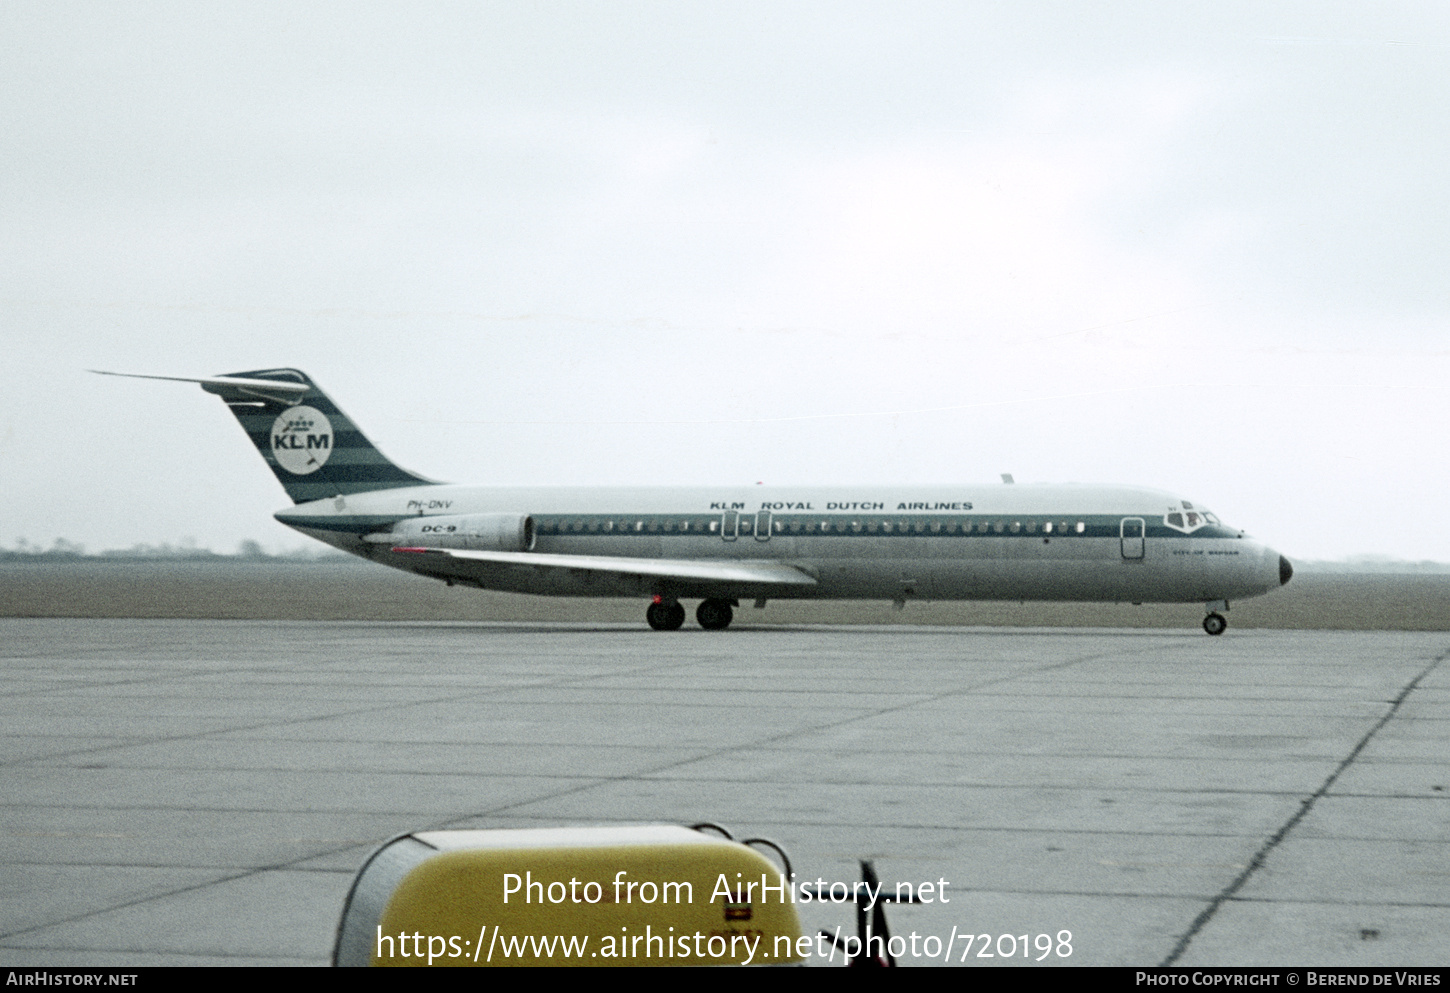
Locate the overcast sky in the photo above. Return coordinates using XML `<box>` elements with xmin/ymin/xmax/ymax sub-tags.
<box><xmin>3</xmin><ymin>3</ymin><xmax>1448</xmax><ymax>561</ymax></box>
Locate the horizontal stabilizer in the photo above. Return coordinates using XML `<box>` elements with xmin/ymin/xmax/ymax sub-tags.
<box><xmin>391</xmin><ymin>547</ymin><xmax>818</xmax><ymax>586</ymax></box>
<box><xmin>89</xmin><ymin>370</ymin><xmax>310</xmax><ymax>404</ymax></box>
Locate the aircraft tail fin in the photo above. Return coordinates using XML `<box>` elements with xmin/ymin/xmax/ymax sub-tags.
<box><xmin>92</xmin><ymin>367</ymin><xmax>437</xmax><ymax>504</ymax></box>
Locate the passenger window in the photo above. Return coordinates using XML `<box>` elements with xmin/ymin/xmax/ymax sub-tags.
<box><xmin>1010</xmin><ymin>521</ymin><xmax>1021</xmax><ymax>534</ymax></box>
<box><xmin>709</xmin><ymin>520</ymin><xmax>719</xmax><ymax>532</ymax></box>
<box><xmin>1027</xmin><ymin>521</ymin><xmax>1037</xmax><ymax>533</ymax></box>
<box><xmin>993</xmin><ymin>521</ymin><xmax>1005</xmax><ymax>533</ymax></box>
<box><xmin>1044</xmin><ymin>521</ymin><xmax>1053</xmax><ymax>533</ymax></box>
<box><xmin>1076</xmin><ymin>521</ymin><xmax>1085</xmax><ymax>533</ymax></box>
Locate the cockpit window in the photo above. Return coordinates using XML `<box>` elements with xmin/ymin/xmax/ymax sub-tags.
<box><xmin>1164</xmin><ymin>502</ymin><xmax>1218</xmax><ymax>534</ymax></box>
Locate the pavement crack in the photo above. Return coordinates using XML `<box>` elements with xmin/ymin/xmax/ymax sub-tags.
<box><xmin>1160</xmin><ymin>646</ymin><xmax>1449</xmax><ymax>966</ymax></box>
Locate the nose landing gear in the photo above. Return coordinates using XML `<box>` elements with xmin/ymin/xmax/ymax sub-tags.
<box><xmin>1202</xmin><ymin>600</ymin><xmax>1229</xmax><ymax>635</ymax></box>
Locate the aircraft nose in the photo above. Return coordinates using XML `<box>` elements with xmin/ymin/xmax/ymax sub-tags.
<box><xmin>1279</xmin><ymin>555</ymin><xmax>1294</xmax><ymax>586</ymax></box>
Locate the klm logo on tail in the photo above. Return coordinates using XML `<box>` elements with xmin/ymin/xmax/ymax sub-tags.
<box><xmin>270</xmin><ymin>406</ymin><xmax>334</xmax><ymax>475</ymax></box>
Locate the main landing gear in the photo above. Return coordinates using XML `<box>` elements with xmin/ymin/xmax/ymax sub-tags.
<box><xmin>644</xmin><ymin>597</ymin><xmax>737</xmax><ymax>630</ymax></box>
<box><xmin>1202</xmin><ymin>600</ymin><xmax>1229</xmax><ymax>636</ymax></box>
<box><xmin>645</xmin><ymin>598</ymin><xmax>686</xmax><ymax>631</ymax></box>
<box><xmin>695</xmin><ymin>598</ymin><xmax>734</xmax><ymax>630</ymax></box>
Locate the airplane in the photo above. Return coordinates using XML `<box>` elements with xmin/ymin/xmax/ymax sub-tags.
<box><xmin>93</xmin><ymin>367</ymin><xmax>1292</xmax><ymax>635</ymax></box>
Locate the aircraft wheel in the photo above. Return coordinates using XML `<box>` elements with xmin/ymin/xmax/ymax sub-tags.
<box><xmin>696</xmin><ymin>599</ymin><xmax>734</xmax><ymax>630</ymax></box>
<box><xmin>647</xmin><ymin>601</ymin><xmax>685</xmax><ymax>631</ymax></box>
<box><xmin>1203</xmin><ymin>613</ymin><xmax>1227</xmax><ymax>636</ymax></box>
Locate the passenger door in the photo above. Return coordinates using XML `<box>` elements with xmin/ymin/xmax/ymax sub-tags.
<box><xmin>1120</xmin><ymin>517</ymin><xmax>1145</xmax><ymax>560</ymax></box>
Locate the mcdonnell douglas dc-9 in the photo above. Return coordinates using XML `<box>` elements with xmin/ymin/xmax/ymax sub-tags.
<box><xmin>96</xmin><ymin>367</ymin><xmax>1292</xmax><ymax>634</ymax></box>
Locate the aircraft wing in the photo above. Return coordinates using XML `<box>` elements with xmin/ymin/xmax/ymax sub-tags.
<box><xmin>390</xmin><ymin>547</ymin><xmax>818</xmax><ymax>586</ymax></box>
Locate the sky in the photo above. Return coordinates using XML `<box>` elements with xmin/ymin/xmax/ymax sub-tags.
<box><xmin>2</xmin><ymin>2</ymin><xmax>1448</xmax><ymax>561</ymax></box>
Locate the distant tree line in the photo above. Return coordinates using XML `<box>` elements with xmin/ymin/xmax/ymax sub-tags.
<box><xmin>1</xmin><ymin>538</ymin><xmax>348</xmax><ymax>562</ymax></box>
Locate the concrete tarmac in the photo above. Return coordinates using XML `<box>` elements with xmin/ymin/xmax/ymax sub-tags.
<box><xmin>1</xmin><ymin>619</ymin><xmax>1446</xmax><ymax>967</ymax></box>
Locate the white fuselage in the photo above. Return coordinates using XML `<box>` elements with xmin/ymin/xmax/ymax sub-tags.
<box><xmin>276</xmin><ymin>482</ymin><xmax>1287</xmax><ymax>605</ymax></box>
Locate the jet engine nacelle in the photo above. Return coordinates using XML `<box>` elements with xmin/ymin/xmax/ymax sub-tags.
<box><xmin>388</xmin><ymin>513</ymin><xmax>536</xmax><ymax>552</ymax></box>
